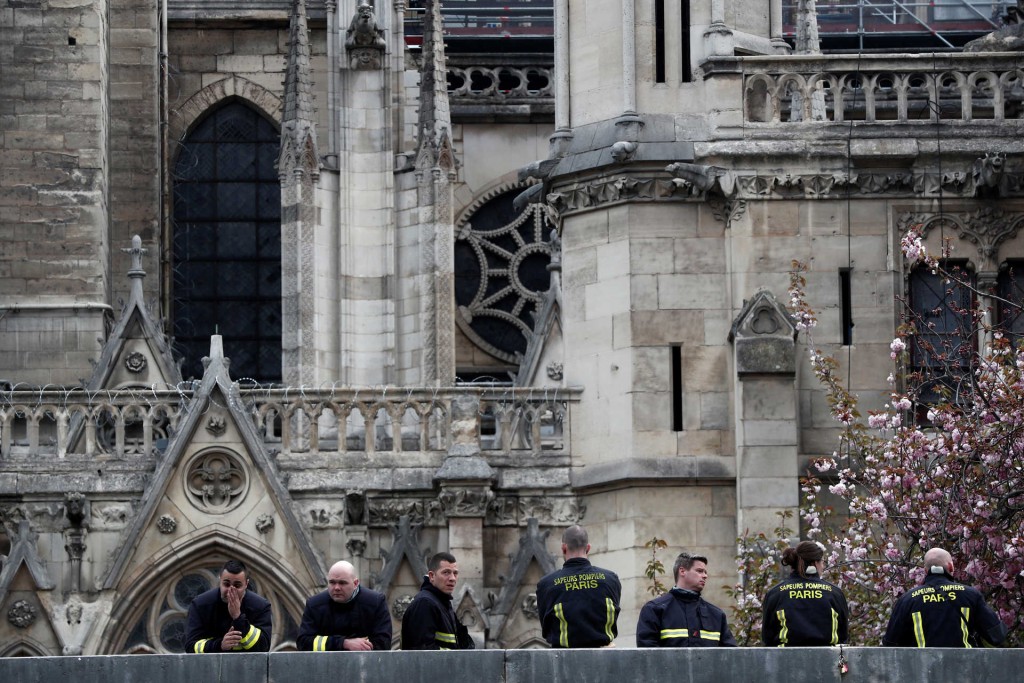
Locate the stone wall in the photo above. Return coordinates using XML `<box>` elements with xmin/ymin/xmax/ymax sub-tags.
<box><xmin>1</xmin><ymin>648</ymin><xmax>1021</xmax><ymax>682</ymax></box>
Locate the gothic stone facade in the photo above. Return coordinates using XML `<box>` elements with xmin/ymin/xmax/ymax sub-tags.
<box><xmin>2</xmin><ymin>0</ymin><xmax>1024</xmax><ymax>655</ymax></box>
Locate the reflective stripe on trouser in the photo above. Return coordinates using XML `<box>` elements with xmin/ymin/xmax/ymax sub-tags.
<box><xmin>313</xmin><ymin>635</ymin><xmax>329</xmax><ymax>651</ymax></box>
<box><xmin>235</xmin><ymin>624</ymin><xmax>262</xmax><ymax>650</ymax></box>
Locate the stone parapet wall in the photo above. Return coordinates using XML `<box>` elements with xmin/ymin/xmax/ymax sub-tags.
<box><xmin>1</xmin><ymin>648</ymin><xmax>1021</xmax><ymax>682</ymax></box>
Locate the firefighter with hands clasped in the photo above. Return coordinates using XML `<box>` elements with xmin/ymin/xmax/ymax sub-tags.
<box><xmin>297</xmin><ymin>560</ymin><xmax>392</xmax><ymax>651</ymax></box>
<box><xmin>762</xmin><ymin>541</ymin><xmax>849</xmax><ymax>647</ymax></box>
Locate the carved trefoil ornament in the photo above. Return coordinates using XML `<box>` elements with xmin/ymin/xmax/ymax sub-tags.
<box><xmin>8</xmin><ymin>600</ymin><xmax>37</xmax><ymax>628</ymax></box>
<box><xmin>182</xmin><ymin>450</ymin><xmax>249</xmax><ymax>514</ymax></box>
<box><xmin>729</xmin><ymin>289</ymin><xmax>798</xmax><ymax>376</ymax></box>
<box><xmin>124</xmin><ymin>351</ymin><xmax>147</xmax><ymax>373</ymax></box>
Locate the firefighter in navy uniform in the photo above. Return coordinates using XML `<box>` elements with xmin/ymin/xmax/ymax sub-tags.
<box><xmin>185</xmin><ymin>559</ymin><xmax>272</xmax><ymax>653</ymax></box>
<box><xmin>297</xmin><ymin>560</ymin><xmax>392</xmax><ymax>651</ymax></box>
<box><xmin>401</xmin><ymin>552</ymin><xmax>474</xmax><ymax>650</ymax></box>
<box><xmin>762</xmin><ymin>541</ymin><xmax>849</xmax><ymax>646</ymax></box>
<box><xmin>884</xmin><ymin>547</ymin><xmax>1007</xmax><ymax>648</ymax></box>
<box><xmin>536</xmin><ymin>525</ymin><xmax>621</xmax><ymax>648</ymax></box>
<box><xmin>636</xmin><ymin>551</ymin><xmax>737</xmax><ymax>647</ymax></box>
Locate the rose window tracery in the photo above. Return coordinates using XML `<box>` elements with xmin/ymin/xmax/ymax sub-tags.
<box><xmin>183</xmin><ymin>450</ymin><xmax>249</xmax><ymax>513</ymax></box>
<box><xmin>455</xmin><ymin>187</ymin><xmax>554</xmax><ymax>363</ymax></box>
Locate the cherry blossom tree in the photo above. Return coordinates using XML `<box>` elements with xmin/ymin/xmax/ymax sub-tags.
<box><xmin>729</xmin><ymin>229</ymin><xmax>1023</xmax><ymax>645</ymax></box>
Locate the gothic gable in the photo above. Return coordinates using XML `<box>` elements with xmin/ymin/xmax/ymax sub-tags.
<box><xmin>101</xmin><ymin>336</ymin><xmax>325</xmax><ymax>595</ymax></box>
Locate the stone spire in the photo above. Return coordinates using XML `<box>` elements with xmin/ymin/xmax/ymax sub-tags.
<box><xmin>278</xmin><ymin>0</ymin><xmax>321</xmax><ymax>178</ymax></box>
<box><xmin>794</xmin><ymin>0</ymin><xmax>821</xmax><ymax>54</ymax></box>
<box><xmin>415</xmin><ymin>0</ymin><xmax>455</xmax><ymax>170</ymax></box>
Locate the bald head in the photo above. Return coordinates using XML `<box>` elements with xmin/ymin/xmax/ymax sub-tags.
<box><xmin>923</xmin><ymin>548</ymin><xmax>953</xmax><ymax>574</ymax></box>
<box><xmin>327</xmin><ymin>560</ymin><xmax>360</xmax><ymax>602</ymax></box>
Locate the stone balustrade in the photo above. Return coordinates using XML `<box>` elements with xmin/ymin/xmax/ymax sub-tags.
<box><xmin>721</xmin><ymin>54</ymin><xmax>1024</xmax><ymax>124</ymax></box>
<box><xmin>0</xmin><ymin>387</ymin><xmax>577</xmax><ymax>460</ymax></box>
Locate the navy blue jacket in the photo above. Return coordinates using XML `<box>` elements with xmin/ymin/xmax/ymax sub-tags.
<box><xmin>536</xmin><ymin>557</ymin><xmax>621</xmax><ymax>648</ymax></box>
<box><xmin>883</xmin><ymin>571</ymin><xmax>1007</xmax><ymax>648</ymax></box>
<box><xmin>762</xmin><ymin>572</ymin><xmax>849</xmax><ymax>646</ymax></box>
<box><xmin>400</xmin><ymin>577</ymin><xmax>474</xmax><ymax>650</ymax></box>
<box><xmin>636</xmin><ymin>588</ymin><xmax>737</xmax><ymax>647</ymax></box>
<box><xmin>297</xmin><ymin>587</ymin><xmax>393</xmax><ymax>651</ymax></box>
<box><xmin>185</xmin><ymin>587</ymin><xmax>272</xmax><ymax>653</ymax></box>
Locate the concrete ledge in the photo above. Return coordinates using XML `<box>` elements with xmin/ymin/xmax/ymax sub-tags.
<box><xmin>1</xmin><ymin>648</ymin><xmax>1022</xmax><ymax>683</ymax></box>
<box><xmin>271</xmin><ymin>650</ymin><xmax>505</xmax><ymax>683</ymax></box>
<box><xmin>0</xmin><ymin>653</ymin><xmax>268</xmax><ymax>683</ymax></box>
<box><xmin>572</xmin><ymin>456</ymin><xmax>736</xmax><ymax>490</ymax></box>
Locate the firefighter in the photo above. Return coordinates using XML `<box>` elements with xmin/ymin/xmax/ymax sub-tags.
<box><xmin>185</xmin><ymin>559</ymin><xmax>272</xmax><ymax>653</ymax></box>
<box><xmin>636</xmin><ymin>550</ymin><xmax>737</xmax><ymax>647</ymax></box>
<box><xmin>297</xmin><ymin>560</ymin><xmax>392</xmax><ymax>651</ymax></box>
<box><xmin>401</xmin><ymin>552</ymin><xmax>474</xmax><ymax>649</ymax></box>
<box><xmin>536</xmin><ymin>525</ymin><xmax>621</xmax><ymax>648</ymax></box>
<box><xmin>762</xmin><ymin>541</ymin><xmax>849</xmax><ymax>646</ymax></box>
<box><xmin>883</xmin><ymin>547</ymin><xmax>1007</xmax><ymax>648</ymax></box>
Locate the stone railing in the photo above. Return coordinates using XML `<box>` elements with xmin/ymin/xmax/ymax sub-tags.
<box><xmin>446</xmin><ymin>54</ymin><xmax>554</xmax><ymax>121</ymax></box>
<box><xmin>0</xmin><ymin>387</ymin><xmax>577</xmax><ymax>459</ymax></box>
<box><xmin>725</xmin><ymin>54</ymin><xmax>1024</xmax><ymax>124</ymax></box>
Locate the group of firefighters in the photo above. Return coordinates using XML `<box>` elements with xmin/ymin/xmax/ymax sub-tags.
<box><xmin>184</xmin><ymin>525</ymin><xmax>1008</xmax><ymax>653</ymax></box>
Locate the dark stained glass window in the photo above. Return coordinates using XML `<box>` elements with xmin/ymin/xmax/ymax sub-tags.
<box><xmin>172</xmin><ymin>102</ymin><xmax>282</xmax><ymax>382</ymax></box>
<box><xmin>909</xmin><ymin>261</ymin><xmax>974</xmax><ymax>406</ymax></box>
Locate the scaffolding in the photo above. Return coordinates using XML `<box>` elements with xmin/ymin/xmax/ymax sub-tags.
<box><xmin>786</xmin><ymin>0</ymin><xmax>1015</xmax><ymax>49</ymax></box>
<box><xmin>403</xmin><ymin>1</ymin><xmax>1012</xmax><ymax>52</ymax></box>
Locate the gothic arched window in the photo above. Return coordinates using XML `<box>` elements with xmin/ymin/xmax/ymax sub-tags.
<box><xmin>172</xmin><ymin>101</ymin><xmax>282</xmax><ymax>383</ymax></box>
<box><xmin>119</xmin><ymin>564</ymin><xmax>300</xmax><ymax>654</ymax></box>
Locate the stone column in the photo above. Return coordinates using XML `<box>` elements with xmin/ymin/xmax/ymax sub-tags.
<box><xmin>434</xmin><ymin>394</ymin><xmax>495</xmax><ymax>639</ymax></box>
<box><xmin>549</xmin><ymin>0</ymin><xmax>572</xmax><ymax>156</ymax></box>
<box><xmin>729</xmin><ymin>290</ymin><xmax>800</xmax><ymax>537</ymax></box>
<box><xmin>615</xmin><ymin>0</ymin><xmax>643</xmax><ymax>138</ymax></box>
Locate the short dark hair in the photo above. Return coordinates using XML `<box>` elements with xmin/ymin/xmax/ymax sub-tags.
<box><xmin>673</xmin><ymin>551</ymin><xmax>708</xmax><ymax>580</ymax></box>
<box><xmin>221</xmin><ymin>559</ymin><xmax>247</xmax><ymax>576</ymax></box>
<box><xmin>428</xmin><ymin>552</ymin><xmax>457</xmax><ymax>571</ymax></box>
<box><xmin>561</xmin><ymin>525</ymin><xmax>589</xmax><ymax>551</ymax></box>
